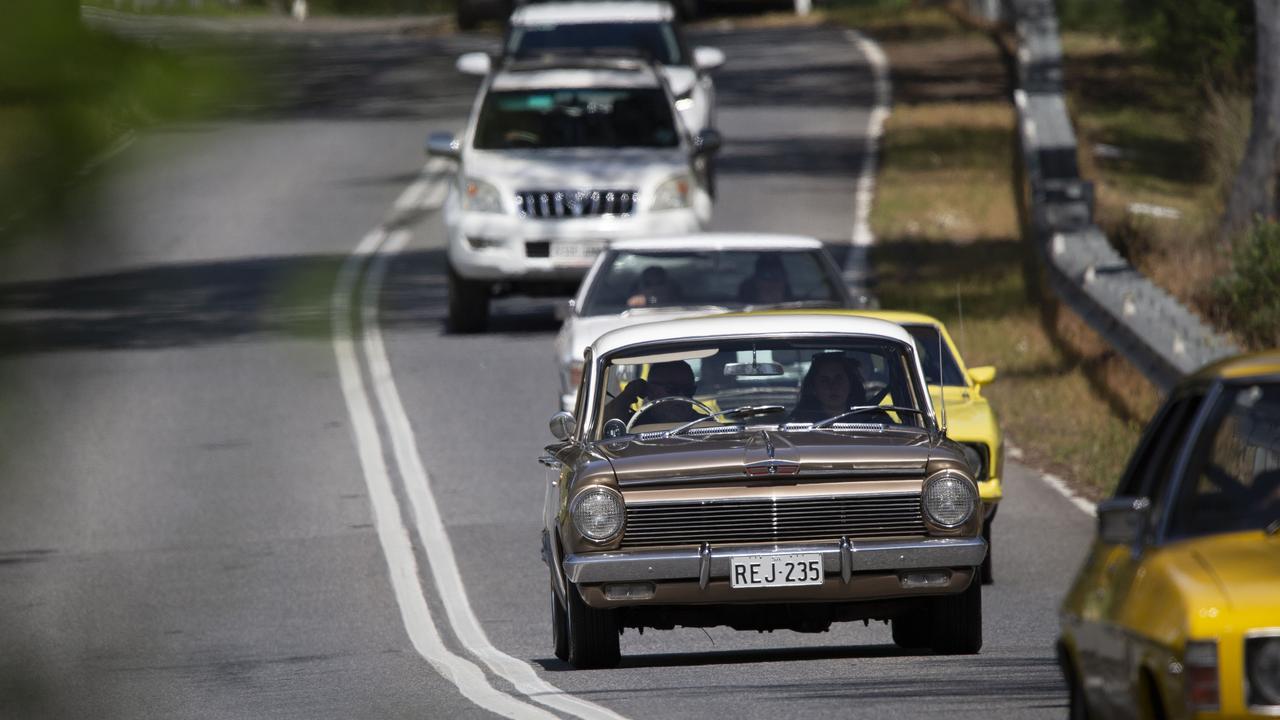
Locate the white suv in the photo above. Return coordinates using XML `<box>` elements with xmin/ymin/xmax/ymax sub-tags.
<box><xmin>428</xmin><ymin>56</ymin><xmax>719</xmax><ymax>332</ymax></box>
<box><xmin>455</xmin><ymin>1</ymin><xmax>723</xmax><ymax>138</ymax></box>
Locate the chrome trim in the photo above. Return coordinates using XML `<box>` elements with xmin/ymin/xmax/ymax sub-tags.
<box><xmin>616</xmin><ymin>467</ymin><xmax>923</xmax><ymax>487</ymax></box>
<box><xmin>698</xmin><ymin>543</ymin><xmax>711</xmax><ymax>589</ymax></box>
<box><xmin>839</xmin><ymin>536</ymin><xmax>852</xmax><ymax>583</ymax></box>
<box><xmin>1246</xmin><ymin>629</ymin><xmax>1280</xmax><ymax>715</ymax></box>
<box><xmin>562</xmin><ymin>536</ymin><xmax>988</xmax><ymax>583</ymax></box>
<box><xmin>516</xmin><ymin>189</ymin><xmax>637</xmax><ymax>218</ymax></box>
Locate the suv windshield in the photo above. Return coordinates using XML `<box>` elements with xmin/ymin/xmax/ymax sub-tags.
<box><xmin>474</xmin><ymin>88</ymin><xmax>679</xmax><ymax>150</ymax></box>
<box><xmin>593</xmin><ymin>336</ymin><xmax>926</xmax><ymax>438</ymax></box>
<box><xmin>1167</xmin><ymin>381</ymin><xmax>1280</xmax><ymax>539</ymax></box>
<box><xmin>580</xmin><ymin>250</ymin><xmax>842</xmax><ymax>315</ymax></box>
<box><xmin>507</xmin><ymin>22</ymin><xmax>686</xmax><ymax>65</ymax></box>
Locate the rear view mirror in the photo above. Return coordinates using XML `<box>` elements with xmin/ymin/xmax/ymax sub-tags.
<box><xmin>549</xmin><ymin>411</ymin><xmax>577</xmax><ymax>441</ymax></box>
<box><xmin>692</xmin><ymin>46</ymin><xmax>725</xmax><ymax>72</ymax></box>
<box><xmin>1096</xmin><ymin>496</ymin><xmax>1150</xmax><ymax>545</ymax></box>
<box><xmin>455</xmin><ymin>52</ymin><xmax>492</xmax><ymax>76</ymax></box>
<box><xmin>724</xmin><ymin>361</ymin><xmax>784</xmax><ymax>377</ymax></box>
<box><xmin>426</xmin><ymin>131</ymin><xmax>460</xmax><ymax>160</ymax></box>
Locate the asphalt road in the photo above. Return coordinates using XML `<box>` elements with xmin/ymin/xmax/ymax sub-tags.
<box><xmin>0</xmin><ymin>16</ymin><xmax>1095</xmax><ymax>719</ymax></box>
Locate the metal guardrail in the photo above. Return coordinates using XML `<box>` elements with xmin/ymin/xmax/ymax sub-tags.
<box><xmin>1009</xmin><ymin>0</ymin><xmax>1238</xmax><ymax>391</ymax></box>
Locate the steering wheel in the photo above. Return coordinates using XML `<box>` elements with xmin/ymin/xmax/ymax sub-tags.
<box><xmin>625</xmin><ymin>396</ymin><xmax>716</xmax><ymax>433</ymax></box>
<box><xmin>503</xmin><ymin>130</ymin><xmax>539</xmax><ymax>146</ymax></box>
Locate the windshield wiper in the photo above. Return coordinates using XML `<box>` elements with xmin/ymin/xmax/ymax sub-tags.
<box><xmin>814</xmin><ymin>405</ymin><xmax>925</xmax><ymax>428</ymax></box>
<box><xmin>666</xmin><ymin>405</ymin><xmax>785</xmax><ymax>437</ymax></box>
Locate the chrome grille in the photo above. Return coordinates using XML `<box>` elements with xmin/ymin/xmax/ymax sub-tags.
<box><xmin>621</xmin><ymin>493</ymin><xmax>925</xmax><ymax>548</ymax></box>
<box><xmin>516</xmin><ymin>189</ymin><xmax>637</xmax><ymax>218</ymax></box>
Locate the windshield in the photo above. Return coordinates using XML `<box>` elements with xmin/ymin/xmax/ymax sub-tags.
<box><xmin>507</xmin><ymin>22</ymin><xmax>687</xmax><ymax>66</ymax></box>
<box><xmin>1167</xmin><ymin>381</ymin><xmax>1280</xmax><ymax>539</ymax></box>
<box><xmin>904</xmin><ymin>324</ymin><xmax>967</xmax><ymax>387</ymax></box>
<box><xmin>579</xmin><ymin>250</ymin><xmax>843</xmax><ymax>315</ymax></box>
<box><xmin>473</xmin><ymin>88</ymin><xmax>678</xmax><ymax>150</ymax></box>
<box><xmin>592</xmin><ymin>336</ymin><xmax>927</xmax><ymax>438</ymax></box>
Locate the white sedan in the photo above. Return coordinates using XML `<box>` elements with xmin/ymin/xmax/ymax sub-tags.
<box><xmin>555</xmin><ymin>234</ymin><xmax>858</xmax><ymax>410</ymax></box>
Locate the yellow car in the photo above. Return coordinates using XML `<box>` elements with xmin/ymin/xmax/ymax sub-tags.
<box><xmin>1058</xmin><ymin>350</ymin><xmax>1280</xmax><ymax>719</ymax></box>
<box><xmin>748</xmin><ymin>309</ymin><xmax>1003</xmax><ymax>583</ymax></box>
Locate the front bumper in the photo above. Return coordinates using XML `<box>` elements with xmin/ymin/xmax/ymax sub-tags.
<box><xmin>447</xmin><ymin>208</ymin><xmax>703</xmax><ymax>282</ymax></box>
<box><xmin>563</xmin><ymin>536</ymin><xmax>987</xmax><ymax>584</ymax></box>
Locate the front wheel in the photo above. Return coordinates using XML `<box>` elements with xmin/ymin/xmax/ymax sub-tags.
<box><xmin>564</xmin><ymin>582</ymin><xmax>620</xmax><ymax>669</ymax></box>
<box><xmin>929</xmin><ymin>574</ymin><xmax>982</xmax><ymax>654</ymax></box>
<box><xmin>890</xmin><ymin>611</ymin><xmax>930</xmax><ymax>649</ymax></box>
<box><xmin>550</xmin><ymin>584</ymin><xmax>569</xmax><ymax>662</ymax></box>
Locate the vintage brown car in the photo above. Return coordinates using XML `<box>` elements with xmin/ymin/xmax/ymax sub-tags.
<box><xmin>540</xmin><ymin>314</ymin><xmax>987</xmax><ymax>668</ymax></box>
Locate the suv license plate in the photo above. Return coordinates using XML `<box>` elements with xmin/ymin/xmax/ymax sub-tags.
<box><xmin>730</xmin><ymin>553</ymin><xmax>824</xmax><ymax>589</ymax></box>
<box><xmin>550</xmin><ymin>241</ymin><xmax>605</xmax><ymax>265</ymax></box>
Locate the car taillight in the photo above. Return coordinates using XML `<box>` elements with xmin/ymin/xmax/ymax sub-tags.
<box><xmin>1184</xmin><ymin>640</ymin><xmax>1219</xmax><ymax>711</ymax></box>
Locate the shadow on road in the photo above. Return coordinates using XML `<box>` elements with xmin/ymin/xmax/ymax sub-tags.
<box><xmin>0</xmin><ymin>248</ymin><xmax>559</xmax><ymax>356</ymax></box>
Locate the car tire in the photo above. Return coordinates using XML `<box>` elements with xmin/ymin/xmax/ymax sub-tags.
<box><xmin>1066</xmin><ymin>660</ymin><xmax>1089</xmax><ymax>720</ymax></box>
<box><xmin>981</xmin><ymin>520</ymin><xmax>994</xmax><ymax>585</ymax></box>
<box><xmin>890</xmin><ymin>612</ymin><xmax>931</xmax><ymax>649</ymax></box>
<box><xmin>929</xmin><ymin>574</ymin><xmax>982</xmax><ymax>654</ymax></box>
<box><xmin>551</xmin><ymin>586</ymin><xmax>569</xmax><ymax>662</ymax></box>
<box><xmin>564</xmin><ymin>582</ymin><xmax>620</xmax><ymax>669</ymax></box>
<box><xmin>447</xmin><ymin>266</ymin><xmax>489</xmax><ymax>333</ymax></box>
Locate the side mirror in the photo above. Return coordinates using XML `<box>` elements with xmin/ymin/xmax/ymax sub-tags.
<box><xmin>968</xmin><ymin>366</ymin><xmax>997</xmax><ymax>387</ymax></box>
<box><xmin>455</xmin><ymin>52</ymin><xmax>492</xmax><ymax>76</ymax></box>
<box><xmin>549</xmin><ymin>411</ymin><xmax>577</xmax><ymax>441</ymax></box>
<box><xmin>692</xmin><ymin>46</ymin><xmax>725</xmax><ymax>72</ymax></box>
<box><xmin>426</xmin><ymin>131</ymin><xmax>461</xmax><ymax>160</ymax></box>
<box><xmin>554</xmin><ymin>298</ymin><xmax>576</xmax><ymax>322</ymax></box>
<box><xmin>1097</xmin><ymin>496</ymin><xmax>1150</xmax><ymax>545</ymax></box>
<box><xmin>694</xmin><ymin>128</ymin><xmax>722</xmax><ymax>155</ymax></box>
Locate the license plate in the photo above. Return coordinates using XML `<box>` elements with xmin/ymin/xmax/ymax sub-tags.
<box><xmin>550</xmin><ymin>241</ymin><xmax>605</xmax><ymax>265</ymax></box>
<box><xmin>730</xmin><ymin>553</ymin><xmax>824</xmax><ymax>589</ymax></box>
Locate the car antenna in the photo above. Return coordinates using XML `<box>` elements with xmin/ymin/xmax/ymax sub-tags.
<box><xmin>956</xmin><ymin>283</ymin><xmax>969</xmax><ymax>360</ymax></box>
<box><xmin>938</xmin><ymin>329</ymin><xmax>948</xmax><ymax>437</ymax></box>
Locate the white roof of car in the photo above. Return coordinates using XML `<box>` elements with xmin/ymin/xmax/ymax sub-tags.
<box><xmin>511</xmin><ymin>1</ymin><xmax>674</xmax><ymax>25</ymax></box>
<box><xmin>590</xmin><ymin>313</ymin><xmax>917</xmax><ymax>358</ymax></box>
<box><xmin>491</xmin><ymin>66</ymin><xmax>660</xmax><ymax>91</ymax></box>
<box><xmin>609</xmin><ymin>233</ymin><xmax>825</xmax><ymax>252</ymax></box>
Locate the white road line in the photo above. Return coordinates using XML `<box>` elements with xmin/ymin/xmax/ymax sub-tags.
<box><xmin>332</xmin><ymin>229</ymin><xmax>560</xmax><ymax>720</ymax></box>
<box><xmin>360</xmin><ymin>232</ymin><xmax>631</xmax><ymax>720</ymax></box>
<box><xmin>395</xmin><ymin>157</ymin><xmax>452</xmax><ymax>212</ymax></box>
<box><xmin>844</xmin><ymin>29</ymin><xmax>891</xmax><ymax>250</ymax></box>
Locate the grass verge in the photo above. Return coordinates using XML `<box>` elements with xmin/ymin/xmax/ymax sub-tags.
<box><xmin>825</xmin><ymin>2</ymin><xmax>1154</xmax><ymax>498</ymax></box>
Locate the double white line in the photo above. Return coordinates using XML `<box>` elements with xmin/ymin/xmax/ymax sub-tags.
<box><xmin>331</xmin><ymin>225</ymin><xmax>627</xmax><ymax>719</ymax></box>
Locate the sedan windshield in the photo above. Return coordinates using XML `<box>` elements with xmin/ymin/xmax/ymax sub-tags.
<box><xmin>474</xmin><ymin>88</ymin><xmax>679</xmax><ymax>150</ymax></box>
<box><xmin>1168</xmin><ymin>381</ymin><xmax>1280</xmax><ymax>539</ymax></box>
<box><xmin>903</xmin><ymin>324</ymin><xmax>967</xmax><ymax>387</ymax></box>
<box><xmin>592</xmin><ymin>336</ymin><xmax>927</xmax><ymax>438</ymax></box>
<box><xmin>580</xmin><ymin>250</ymin><xmax>843</xmax><ymax>315</ymax></box>
<box><xmin>507</xmin><ymin>22</ymin><xmax>686</xmax><ymax>66</ymax></box>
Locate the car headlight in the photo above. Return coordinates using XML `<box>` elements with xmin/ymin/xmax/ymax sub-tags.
<box><xmin>961</xmin><ymin>443</ymin><xmax>989</xmax><ymax>481</ymax></box>
<box><xmin>462</xmin><ymin>177</ymin><xmax>504</xmax><ymax>213</ymax></box>
<box><xmin>921</xmin><ymin>470</ymin><xmax>977</xmax><ymax>528</ymax></box>
<box><xmin>571</xmin><ymin>486</ymin><xmax>624</xmax><ymax>542</ymax></box>
<box><xmin>1247</xmin><ymin>636</ymin><xmax>1280</xmax><ymax>707</ymax></box>
<box><xmin>650</xmin><ymin>174</ymin><xmax>691</xmax><ymax>211</ymax></box>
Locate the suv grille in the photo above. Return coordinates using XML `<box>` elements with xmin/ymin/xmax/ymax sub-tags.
<box><xmin>516</xmin><ymin>189</ymin><xmax>637</xmax><ymax>218</ymax></box>
<box><xmin>621</xmin><ymin>493</ymin><xmax>926</xmax><ymax>548</ymax></box>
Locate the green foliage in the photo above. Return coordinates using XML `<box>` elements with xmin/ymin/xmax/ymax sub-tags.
<box><xmin>1125</xmin><ymin>0</ymin><xmax>1254</xmax><ymax>85</ymax></box>
<box><xmin>1214</xmin><ymin>221</ymin><xmax>1280</xmax><ymax>349</ymax></box>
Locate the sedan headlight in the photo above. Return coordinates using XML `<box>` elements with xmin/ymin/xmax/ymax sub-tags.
<box><xmin>462</xmin><ymin>177</ymin><xmax>504</xmax><ymax>213</ymax></box>
<box><xmin>1247</xmin><ymin>636</ymin><xmax>1280</xmax><ymax>707</ymax></box>
<box><xmin>921</xmin><ymin>470</ymin><xmax>977</xmax><ymax>528</ymax></box>
<box><xmin>571</xmin><ymin>486</ymin><xmax>624</xmax><ymax>542</ymax></box>
<box><xmin>650</xmin><ymin>174</ymin><xmax>691</xmax><ymax>211</ymax></box>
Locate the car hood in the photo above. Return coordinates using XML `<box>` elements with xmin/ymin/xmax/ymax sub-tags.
<box><xmin>595</xmin><ymin>428</ymin><xmax>935</xmax><ymax>488</ymax></box>
<box><xmin>1176</xmin><ymin>532</ymin><xmax>1280</xmax><ymax>616</ymax></box>
<box><xmin>464</xmin><ymin>148</ymin><xmax>689</xmax><ymax>190</ymax></box>
<box><xmin>558</xmin><ymin>308</ymin><xmax>731</xmax><ymax>365</ymax></box>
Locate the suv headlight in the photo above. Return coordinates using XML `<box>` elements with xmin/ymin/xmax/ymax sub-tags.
<box><xmin>650</xmin><ymin>174</ymin><xmax>691</xmax><ymax>211</ymax></box>
<box><xmin>571</xmin><ymin>486</ymin><xmax>624</xmax><ymax>542</ymax></box>
<box><xmin>462</xmin><ymin>177</ymin><xmax>504</xmax><ymax>213</ymax></box>
<box><xmin>1247</xmin><ymin>636</ymin><xmax>1280</xmax><ymax>707</ymax></box>
<box><xmin>921</xmin><ymin>470</ymin><xmax>977</xmax><ymax>528</ymax></box>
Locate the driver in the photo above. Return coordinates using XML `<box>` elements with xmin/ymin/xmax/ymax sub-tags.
<box><xmin>603</xmin><ymin>360</ymin><xmax>703</xmax><ymax>427</ymax></box>
<box><xmin>790</xmin><ymin>352</ymin><xmax>872</xmax><ymax>423</ymax></box>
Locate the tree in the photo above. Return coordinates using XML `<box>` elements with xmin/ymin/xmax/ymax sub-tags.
<box><xmin>1220</xmin><ymin>0</ymin><xmax>1280</xmax><ymax>243</ymax></box>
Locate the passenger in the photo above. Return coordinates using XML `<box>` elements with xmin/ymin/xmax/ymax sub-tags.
<box><xmin>603</xmin><ymin>360</ymin><xmax>702</xmax><ymax>426</ymax></box>
<box><xmin>627</xmin><ymin>266</ymin><xmax>680</xmax><ymax>308</ymax></box>
<box><xmin>738</xmin><ymin>255</ymin><xmax>791</xmax><ymax>305</ymax></box>
<box><xmin>790</xmin><ymin>352</ymin><xmax>880</xmax><ymax>424</ymax></box>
